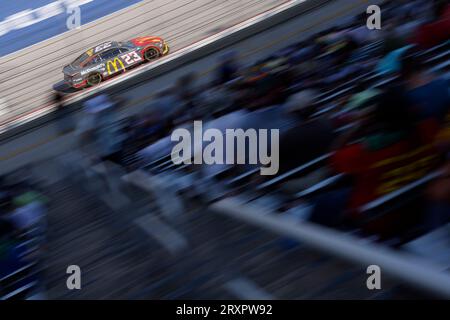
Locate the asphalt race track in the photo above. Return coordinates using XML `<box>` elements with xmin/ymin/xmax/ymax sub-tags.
<box><xmin>0</xmin><ymin>0</ymin><xmax>287</xmax><ymax>127</ymax></box>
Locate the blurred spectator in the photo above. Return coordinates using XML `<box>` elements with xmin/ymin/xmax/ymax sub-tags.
<box><xmin>76</xmin><ymin>94</ymin><xmax>126</xmax><ymax>164</ymax></box>
<box><xmin>149</xmin><ymin>88</ymin><xmax>180</xmax><ymax>119</ymax></box>
<box><xmin>278</xmin><ymin>90</ymin><xmax>334</xmax><ymax>190</ymax></box>
<box><xmin>0</xmin><ymin>185</ymin><xmax>46</xmax><ymax>235</ymax></box>
<box><xmin>380</xmin><ymin>19</ymin><xmax>407</xmax><ymax>55</ymax></box>
<box><xmin>52</xmin><ymin>91</ymin><xmax>73</xmax><ymax>134</ymax></box>
<box><xmin>376</xmin><ymin>45</ymin><xmax>413</xmax><ymax>75</ymax></box>
<box><xmin>0</xmin><ymin>218</ymin><xmax>27</xmax><ymax>279</ymax></box>
<box><xmin>343</xmin><ymin>79</ymin><xmax>382</xmax><ymax>113</ymax></box>
<box><xmin>400</xmin><ymin>51</ymin><xmax>450</xmax><ymax>122</ymax></box>
<box><xmin>175</xmin><ymin>73</ymin><xmax>198</xmax><ymax>118</ymax></box>
<box><xmin>426</xmin><ymin>162</ymin><xmax>450</xmax><ymax>230</ymax></box>
<box><xmin>321</xmin><ymin>89</ymin><xmax>441</xmax><ymax>225</ymax></box>
<box><xmin>197</xmin><ymin>83</ymin><xmax>234</xmax><ymax>118</ymax></box>
<box><xmin>12</xmin><ymin>186</ymin><xmax>48</xmax><ymax>209</ymax></box>
<box><xmin>9</xmin><ymin>200</ymin><xmax>45</xmax><ymax>234</ymax></box>
<box><xmin>434</xmin><ymin>110</ymin><xmax>450</xmax><ymax>153</ymax></box>
<box><xmin>216</xmin><ymin>51</ymin><xmax>239</xmax><ymax>85</ymax></box>
<box><xmin>424</xmin><ymin>108</ymin><xmax>450</xmax><ymax>230</ymax></box>
<box><xmin>411</xmin><ymin>0</ymin><xmax>450</xmax><ymax>49</ymax></box>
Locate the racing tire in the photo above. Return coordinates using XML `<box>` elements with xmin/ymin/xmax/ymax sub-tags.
<box><xmin>87</xmin><ymin>73</ymin><xmax>102</xmax><ymax>86</ymax></box>
<box><xmin>144</xmin><ymin>48</ymin><xmax>160</xmax><ymax>61</ymax></box>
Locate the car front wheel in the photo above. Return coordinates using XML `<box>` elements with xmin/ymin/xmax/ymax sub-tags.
<box><xmin>144</xmin><ymin>48</ymin><xmax>160</xmax><ymax>61</ymax></box>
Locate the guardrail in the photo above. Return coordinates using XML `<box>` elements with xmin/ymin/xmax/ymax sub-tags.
<box><xmin>210</xmin><ymin>197</ymin><xmax>450</xmax><ymax>298</ymax></box>
<box><xmin>123</xmin><ymin>159</ymin><xmax>450</xmax><ymax>298</ymax></box>
<box><xmin>0</xmin><ymin>0</ymin><xmax>334</xmax><ymax>143</ymax></box>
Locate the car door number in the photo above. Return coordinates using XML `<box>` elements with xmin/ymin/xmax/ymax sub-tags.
<box><xmin>121</xmin><ymin>51</ymin><xmax>142</xmax><ymax>65</ymax></box>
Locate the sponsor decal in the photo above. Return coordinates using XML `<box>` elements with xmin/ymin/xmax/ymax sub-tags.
<box><xmin>163</xmin><ymin>43</ymin><xmax>169</xmax><ymax>55</ymax></box>
<box><xmin>106</xmin><ymin>57</ymin><xmax>125</xmax><ymax>74</ymax></box>
<box><xmin>94</xmin><ymin>41</ymin><xmax>112</xmax><ymax>53</ymax></box>
<box><xmin>133</xmin><ymin>36</ymin><xmax>157</xmax><ymax>45</ymax></box>
<box><xmin>80</xmin><ymin>63</ymin><xmax>105</xmax><ymax>75</ymax></box>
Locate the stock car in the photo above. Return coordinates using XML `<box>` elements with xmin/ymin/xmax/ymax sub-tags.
<box><xmin>63</xmin><ymin>36</ymin><xmax>170</xmax><ymax>89</ymax></box>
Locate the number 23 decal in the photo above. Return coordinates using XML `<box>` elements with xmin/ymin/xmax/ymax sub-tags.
<box><xmin>121</xmin><ymin>51</ymin><xmax>142</xmax><ymax>65</ymax></box>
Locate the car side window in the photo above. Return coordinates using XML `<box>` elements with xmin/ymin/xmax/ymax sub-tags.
<box><xmin>100</xmin><ymin>49</ymin><xmax>121</xmax><ymax>60</ymax></box>
<box><xmin>119</xmin><ymin>47</ymin><xmax>130</xmax><ymax>54</ymax></box>
<box><xmin>86</xmin><ymin>54</ymin><xmax>102</xmax><ymax>66</ymax></box>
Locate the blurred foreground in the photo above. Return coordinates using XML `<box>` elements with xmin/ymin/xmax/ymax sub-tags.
<box><xmin>1</xmin><ymin>0</ymin><xmax>449</xmax><ymax>299</ymax></box>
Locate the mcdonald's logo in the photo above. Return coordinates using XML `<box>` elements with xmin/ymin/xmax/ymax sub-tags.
<box><xmin>106</xmin><ymin>58</ymin><xmax>125</xmax><ymax>75</ymax></box>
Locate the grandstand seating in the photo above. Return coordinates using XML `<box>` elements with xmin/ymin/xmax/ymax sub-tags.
<box><xmin>130</xmin><ymin>4</ymin><xmax>450</xmax><ymax>247</ymax></box>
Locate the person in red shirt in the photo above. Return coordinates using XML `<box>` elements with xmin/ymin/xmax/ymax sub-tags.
<box><xmin>411</xmin><ymin>1</ymin><xmax>450</xmax><ymax>49</ymax></box>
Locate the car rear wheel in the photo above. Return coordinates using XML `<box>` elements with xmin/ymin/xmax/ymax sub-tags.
<box><xmin>144</xmin><ymin>48</ymin><xmax>160</xmax><ymax>61</ymax></box>
<box><xmin>87</xmin><ymin>73</ymin><xmax>102</xmax><ymax>86</ymax></box>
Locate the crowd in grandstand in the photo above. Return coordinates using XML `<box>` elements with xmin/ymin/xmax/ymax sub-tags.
<box><xmin>68</xmin><ymin>0</ymin><xmax>449</xmax><ymax>243</ymax></box>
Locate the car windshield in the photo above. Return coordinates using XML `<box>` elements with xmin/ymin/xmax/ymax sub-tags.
<box><xmin>122</xmin><ymin>41</ymin><xmax>135</xmax><ymax>48</ymax></box>
<box><xmin>71</xmin><ymin>52</ymin><xmax>91</xmax><ymax>67</ymax></box>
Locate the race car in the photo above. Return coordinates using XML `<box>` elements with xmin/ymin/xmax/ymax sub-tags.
<box><xmin>63</xmin><ymin>36</ymin><xmax>169</xmax><ymax>89</ymax></box>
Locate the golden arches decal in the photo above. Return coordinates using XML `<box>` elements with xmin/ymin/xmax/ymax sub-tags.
<box><xmin>106</xmin><ymin>58</ymin><xmax>125</xmax><ymax>75</ymax></box>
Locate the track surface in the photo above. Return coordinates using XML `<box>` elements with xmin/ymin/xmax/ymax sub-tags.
<box><xmin>0</xmin><ymin>0</ymin><xmax>287</xmax><ymax>126</ymax></box>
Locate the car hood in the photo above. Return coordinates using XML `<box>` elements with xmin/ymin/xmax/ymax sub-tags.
<box><xmin>129</xmin><ymin>36</ymin><xmax>162</xmax><ymax>47</ymax></box>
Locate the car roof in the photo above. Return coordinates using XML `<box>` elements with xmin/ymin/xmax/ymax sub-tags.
<box><xmin>86</xmin><ymin>41</ymin><xmax>120</xmax><ymax>56</ymax></box>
